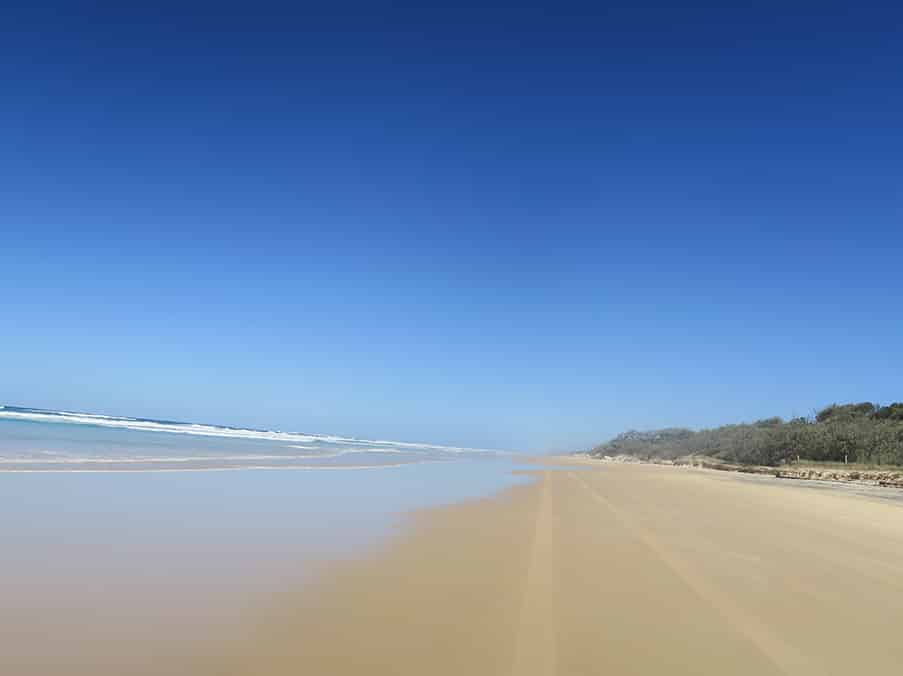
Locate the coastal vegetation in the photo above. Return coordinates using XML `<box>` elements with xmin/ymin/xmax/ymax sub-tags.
<box><xmin>590</xmin><ymin>403</ymin><xmax>903</xmax><ymax>467</ymax></box>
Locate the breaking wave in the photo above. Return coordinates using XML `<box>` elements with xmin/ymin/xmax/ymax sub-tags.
<box><xmin>0</xmin><ymin>405</ymin><xmax>504</xmax><ymax>472</ymax></box>
<box><xmin>0</xmin><ymin>405</ymin><xmax>495</xmax><ymax>453</ymax></box>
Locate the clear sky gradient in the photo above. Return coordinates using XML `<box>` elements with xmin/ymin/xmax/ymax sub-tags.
<box><xmin>2</xmin><ymin>2</ymin><xmax>901</xmax><ymax>451</ymax></box>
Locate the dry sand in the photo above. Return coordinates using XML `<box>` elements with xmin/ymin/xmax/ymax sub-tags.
<box><xmin>210</xmin><ymin>459</ymin><xmax>903</xmax><ymax>675</ymax></box>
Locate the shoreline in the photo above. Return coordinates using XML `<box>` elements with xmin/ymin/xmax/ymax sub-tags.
<box><xmin>204</xmin><ymin>459</ymin><xmax>903</xmax><ymax>675</ymax></box>
<box><xmin>0</xmin><ymin>459</ymin><xmax>527</xmax><ymax>676</ymax></box>
<box><xmin>0</xmin><ymin>462</ymin><xmax>419</xmax><ymax>473</ymax></box>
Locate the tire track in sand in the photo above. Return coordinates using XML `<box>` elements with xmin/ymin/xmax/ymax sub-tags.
<box><xmin>510</xmin><ymin>471</ymin><xmax>558</xmax><ymax>676</ymax></box>
<box><xmin>572</xmin><ymin>471</ymin><xmax>813</xmax><ymax>675</ymax></box>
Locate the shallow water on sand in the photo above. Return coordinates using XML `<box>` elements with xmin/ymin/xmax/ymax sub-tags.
<box><xmin>0</xmin><ymin>410</ymin><xmax>529</xmax><ymax>674</ymax></box>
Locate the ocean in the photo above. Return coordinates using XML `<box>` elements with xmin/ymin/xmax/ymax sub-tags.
<box><xmin>0</xmin><ymin>405</ymin><xmax>499</xmax><ymax>471</ymax></box>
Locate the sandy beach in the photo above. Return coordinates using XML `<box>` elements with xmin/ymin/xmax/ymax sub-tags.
<box><xmin>213</xmin><ymin>459</ymin><xmax>903</xmax><ymax>675</ymax></box>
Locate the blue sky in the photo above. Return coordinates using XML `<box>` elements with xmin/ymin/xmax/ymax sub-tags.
<box><xmin>2</xmin><ymin>2</ymin><xmax>901</xmax><ymax>451</ymax></box>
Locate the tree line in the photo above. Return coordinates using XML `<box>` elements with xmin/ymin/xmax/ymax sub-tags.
<box><xmin>589</xmin><ymin>402</ymin><xmax>903</xmax><ymax>467</ymax></box>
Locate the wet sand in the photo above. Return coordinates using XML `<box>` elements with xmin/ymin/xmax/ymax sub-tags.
<box><xmin>215</xmin><ymin>460</ymin><xmax>903</xmax><ymax>675</ymax></box>
<box><xmin>0</xmin><ymin>460</ymin><xmax>523</xmax><ymax>676</ymax></box>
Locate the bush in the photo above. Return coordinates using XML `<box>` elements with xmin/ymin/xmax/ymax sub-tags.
<box><xmin>590</xmin><ymin>402</ymin><xmax>903</xmax><ymax>467</ymax></box>
<box><xmin>815</xmin><ymin>402</ymin><xmax>877</xmax><ymax>423</ymax></box>
<box><xmin>874</xmin><ymin>403</ymin><xmax>903</xmax><ymax>421</ymax></box>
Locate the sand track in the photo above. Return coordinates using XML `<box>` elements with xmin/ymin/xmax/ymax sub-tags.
<box><xmin>511</xmin><ymin>472</ymin><xmax>558</xmax><ymax>675</ymax></box>
<box><xmin>216</xmin><ymin>461</ymin><xmax>903</xmax><ymax>675</ymax></box>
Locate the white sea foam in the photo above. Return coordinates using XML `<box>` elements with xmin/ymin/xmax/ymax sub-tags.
<box><xmin>0</xmin><ymin>461</ymin><xmax>424</xmax><ymax>473</ymax></box>
<box><xmin>0</xmin><ymin>454</ymin><xmax>330</xmax><ymax>464</ymax></box>
<box><xmin>0</xmin><ymin>448</ymin><xmax>416</xmax><ymax>464</ymax></box>
<box><xmin>0</xmin><ymin>408</ymin><xmax>499</xmax><ymax>455</ymax></box>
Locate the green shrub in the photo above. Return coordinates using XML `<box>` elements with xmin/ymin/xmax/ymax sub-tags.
<box><xmin>590</xmin><ymin>402</ymin><xmax>903</xmax><ymax>467</ymax></box>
